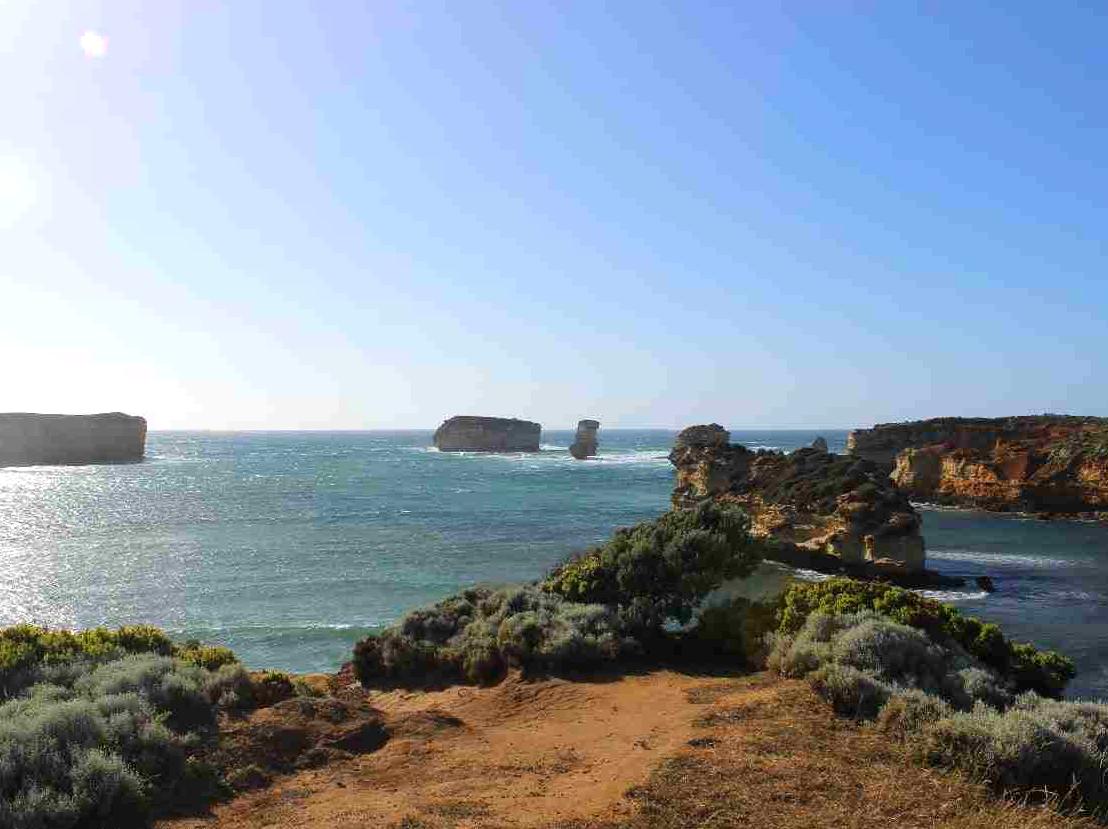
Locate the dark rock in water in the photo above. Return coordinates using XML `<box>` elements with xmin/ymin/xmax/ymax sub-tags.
<box><xmin>976</xmin><ymin>575</ymin><xmax>996</xmax><ymax>593</ymax></box>
<box><xmin>811</xmin><ymin>436</ymin><xmax>829</xmax><ymax>453</ymax></box>
<box><xmin>433</xmin><ymin>416</ymin><xmax>541</xmax><ymax>452</ymax></box>
<box><xmin>0</xmin><ymin>412</ymin><xmax>146</xmax><ymax>467</ymax></box>
<box><xmin>569</xmin><ymin>419</ymin><xmax>600</xmax><ymax>460</ymax></box>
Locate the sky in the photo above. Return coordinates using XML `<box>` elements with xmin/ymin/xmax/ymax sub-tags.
<box><xmin>1</xmin><ymin>2</ymin><xmax>1105</xmax><ymax>430</ymax></box>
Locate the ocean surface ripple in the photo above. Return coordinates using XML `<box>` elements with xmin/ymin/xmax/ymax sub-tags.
<box><xmin>1</xmin><ymin>429</ymin><xmax>1105</xmax><ymax>699</ymax></box>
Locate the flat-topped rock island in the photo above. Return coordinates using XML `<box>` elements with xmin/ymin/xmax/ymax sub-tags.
<box><xmin>433</xmin><ymin>415</ymin><xmax>542</xmax><ymax>452</ymax></box>
<box><xmin>0</xmin><ymin>412</ymin><xmax>147</xmax><ymax>467</ymax></box>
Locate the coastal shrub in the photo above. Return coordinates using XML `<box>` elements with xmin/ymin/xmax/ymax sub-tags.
<box><xmin>767</xmin><ymin>609</ymin><xmax>1108</xmax><ymax>811</ymax></box>
<box><xmin>0</xmin><ymin>623</ymin><xmax>252</xmax><ymax>828</ymax></box>
<box><xmin>767</xmin><ymin>611</ymin><xmax>1013</xmax><ymax>713</ymax></box>
<box><xmin>174</xmin><ymin>642</ymin><xmax>238</xmax><ymax>671</ymax></box>
<box><xmin>352</xmin><ymin>584</ymin><xmax>632</xmax><ymax>686</ymax></box>
<box><xmin>687</xmin><ymin>597</ymin><xmax>779</xmax><ymax>665</ymax></box>
<box><xmin>248</xmin><ymin>671</ymin><xmax>296</xmax><ymax>708</ymax></box>
<box><xmin>808</xmin><ymin>663</ymin><xmax>891</xmax><ymax>719</ymax></box>
<box><xmin>775</xmin><ymin>579</ymin><xmax>1074</xmax><ymax>697</ymax></box>
<box><xmin>918</xmin><ymin>701</ymin><xmax>1108</xmax><ymax>811</ymax></box>
<box><xmin>543</xmin><ymin>501</ymin><xmax>764</xmax><ymax>635</ymax></box>
<box><xmin>876</xmin><ymin>689</ymin><xmax>953</xmax><ymax>740</ymax></box>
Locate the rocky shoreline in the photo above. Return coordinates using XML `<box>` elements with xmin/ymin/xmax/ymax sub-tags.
<box><xmin>668</xmin><ymin>424</ymin><xmax>965</xmax><ymax>589</ymax></box>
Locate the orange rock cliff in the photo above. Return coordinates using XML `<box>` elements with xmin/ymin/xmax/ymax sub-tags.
<box><xmin>847</xmin><ymin>416</ymin><xmax>1108</xmax><ymax>514</ymax></box>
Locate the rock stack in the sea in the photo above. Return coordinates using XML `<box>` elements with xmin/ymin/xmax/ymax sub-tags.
<box><xmin>669</xmin><ymin>423</ymin><xmax>930</xmax><ymax>576</ymax></box>
<box><xmin>848</xmin><ymin>415</ymin><xmax>1108</xmax><ymax>515</ymax></box>
<box><xmin>433</xmin><ymin>416</ymin><xmax>541</xmax><ymax>452</ymax></box>
<box><xmin>569</xmin><ymin>419</ymin><xmax>600</xmax><ymax>460</ymax></box>
<box><xmin>811</xmin><ymin>436</ymin><xmax>828</xmax><ymax>453</ymax></box>
<box><xmin>0</xmin><ymin>412</ymin><xmax>147</xmax><ymax>467</ymax></box>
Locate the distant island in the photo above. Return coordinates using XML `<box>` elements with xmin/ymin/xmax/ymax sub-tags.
<box><xmin>0</xmin><ymin>412</ymin><xmax>146</xmax><ymax>467</ymax></box>
<box><xmin>433</xmin><ymin>415</ymin><xmax>542</xmax><ymax>452</ymax></box>
<box><xmin>848</xmin><ymin>415</ymin><xmax>1108</xmax><ymax>516</ymax></box>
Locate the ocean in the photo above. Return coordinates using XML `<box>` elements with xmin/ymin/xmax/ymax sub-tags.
<box><xmin>2</xmin><ymin>429</ymin><xmax>1105</xmax><ymax>699</ymax></box>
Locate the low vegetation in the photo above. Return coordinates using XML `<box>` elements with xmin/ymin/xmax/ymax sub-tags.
<box><xmin>775</xmin><ymin>578</ymin><xmax>1075</xmax><ymax>697</ymax></box>
<box><xmin>766</xmin><ymin>602</ymin><xmax>1105</xmax><ymax>815</ymax></box>
<box><xmin>0</xmin><ymin>623</ymin><xmax>282</xmax><ymax>829</ymax></box>
<box><xmin>353</xmin><ymin>502</ymin><xmax>766</xmax><ymax>686</ymax></box>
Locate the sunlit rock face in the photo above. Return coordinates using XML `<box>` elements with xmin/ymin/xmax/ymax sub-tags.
<box><xmin>0</xmin><ymin>413</ymin><xmax>146</xmax><ymax>467</ymax></box>
<box><xmin>569</xmin><ymin>419</ymin><xmax>599</xmax><ymax>460</ymax></box>
<box><xmin>432</xmin><ymin>416</ymin><xmax>541</xmax><ymax>452</ymax></box>
<box><xmin>849</xmin><ymin>416</ymin><xmax>1108</xmax><ymax>514</ymax></box>
<box><xmin>669</xmin><ymin>424</ymin><xmax>925</xmax><ymax>572</ymax></box>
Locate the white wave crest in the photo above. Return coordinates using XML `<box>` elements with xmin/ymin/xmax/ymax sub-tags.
<box><xmin>917</xmin><ymin>589</ymin><xmax>991</xmax><ymax>602</ymax></box>
<box><xmin>928</xmin><ymin>549</ymin><xmax>1079</xmax><ymax>569</ymax></box>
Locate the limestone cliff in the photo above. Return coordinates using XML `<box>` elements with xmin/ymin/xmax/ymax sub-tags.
<box><xmin>433</xmin><ymin>416</ymin><xmax>541</xmax><ymax>452</ymax></box>
<box><xmin>0</xmin><ymin>412</ymin><xmax>147</xmax><ymax>467</ymax></box>
<box><xmin>670</xmin><ymin>424</ymin><xmax>926</xmax><ymax>573</ymax></box>
<box><xmin>569</xmin><ymin>419</ymin><xmax>599</xmax><ymax>460</ymax></box>
<box><xmin>848</xmin><ymin>416</ymin><xmax>1108</xmax><ymax>514</ymax></box>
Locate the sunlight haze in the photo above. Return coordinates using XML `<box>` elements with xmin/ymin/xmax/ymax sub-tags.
<box><xmin>2</xmin><ymin>1</ymin><xmax>1105</xmax><ymax>429</ymax></box>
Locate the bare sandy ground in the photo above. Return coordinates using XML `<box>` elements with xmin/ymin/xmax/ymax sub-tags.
<box><xmin>163</xmin><ymin>670</ymin><xmax>1095</xmax><ymax>829</ymax></box>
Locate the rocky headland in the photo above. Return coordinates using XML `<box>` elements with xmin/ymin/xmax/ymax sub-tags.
<box><xmin>0</xmin><ymin>412</ymin><xmax>146</xmax><ymax>467</ymax></box>
<box><xmin>848</xmin><ymin>415</ymin><xmax>1108</xmax><ymax>515</ymax></box>
<box><xmin>432</xmin><ymin>415</ymin><xmax>542</xmax><ymax>452</ymax></box>
<box><xmin>668</xmin><ymin>424</ymin><xmax>961</xmax><ymax>587</ymax></box>
<box><xmin>569</xmin><ymin>418</ymin><xmax>600</xmax><ymax>459</ymax></box>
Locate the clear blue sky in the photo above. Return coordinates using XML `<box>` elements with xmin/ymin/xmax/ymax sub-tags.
<box><xmin>2</xmin><ymin>2</ymin><xmax>1105</xmax><ymax>429</ymax></box>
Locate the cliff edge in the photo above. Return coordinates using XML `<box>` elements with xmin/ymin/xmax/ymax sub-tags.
<box><xmin>669</xmin><ymin>424</ymin><xmax>927</xmax><ymax>573</ymax></box>
<box><xmin>433</xmin><ymin>415</ymin><xmax>542</xmax><ymax>452</ymax></box>
<box><xmin>848</xmin><ymin>416</ymin><xmax>1108</xmax><ymax>514</ymax></box>
<box><xmin>0</xmin><ymin>412</ymin><xmax>146</xmax><ymax>467</ymax></box>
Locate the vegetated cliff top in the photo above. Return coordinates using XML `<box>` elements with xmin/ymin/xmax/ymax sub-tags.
<box><xmin>861</xmin><ymin>414</ymin><xmax>1108</xmax><ymax>431</ymax></box>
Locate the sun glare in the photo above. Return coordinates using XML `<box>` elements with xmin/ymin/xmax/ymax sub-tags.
<box><xmin>79</xmin><ymin>30</ymin><xmax>108</xmax><ymax>59</ymax></box>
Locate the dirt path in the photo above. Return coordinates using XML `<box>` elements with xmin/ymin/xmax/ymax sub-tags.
<box><xmin>165</xmin><ymin>671</ymin><xmax>1094</xmax><ymax>829</ymax></box>
<box><xmin>165</xmin><ymin>669</ymin><xmax>723</xmax><ymax>828</ymax></box>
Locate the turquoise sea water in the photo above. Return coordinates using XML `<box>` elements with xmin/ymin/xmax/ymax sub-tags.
<box><xmin>2</xmin><ymin>430</ymin><xmax>1105</xmax><ymax>698</ymax></box>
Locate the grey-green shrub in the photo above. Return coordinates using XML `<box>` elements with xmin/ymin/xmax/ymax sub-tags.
<box><xmin>353</xmin><ymin>584</ymin><xmax>632</xmax><ymax>686</ymax></box>
<box><xmin>919</xmin><ymin>702</ymin><xmax>1108</xmax><ymax>809</ymax></box>
<box><xmin>808</xmin><ymin>663</ymin><xmax>891</xmax><ymax>719</ymax></box>
<box><xmin>769</xmin><ymin>610</ymin><xmax>1108</xmax><ymax>812</ymax></box>
<box><xmin>0</xmin><ymin>624</ymin><xmax>247</xmax><ymax>828</ymax></box>
<box><xmin>767</xmin><ymin>611</ymin><xmax>1013</xmax><ymax>713</ymax></box>
<box><xmin>876</xmin><ymin>689</ymin><xmax>953</xmax><ymax>741</ymax></box>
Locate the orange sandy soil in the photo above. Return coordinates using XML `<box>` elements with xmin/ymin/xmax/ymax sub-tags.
<box><xmin>163</xmin><ymin>670</ymin><xmax>1095</xmax><ymax>829</ymax></box>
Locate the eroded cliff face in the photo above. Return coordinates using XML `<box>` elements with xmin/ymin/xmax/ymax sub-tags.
<box><xmin>850</xmin><ymin>416</ymin><xmax>1108</xmax><ymax>514</ymax></box>
<box><xmin>0</xmin><ymin>413</ymin><xmax>146</xmax><ymax>467</ymax></box>
<box><xmin>670</xmin><ymin>424</ymin><xmax>926</xmax><ymax>571</ymax></box>
<box><xmin>433</xmin><ymin>416</ymin><xmax>542</xmax><ymax>452</ymax></box>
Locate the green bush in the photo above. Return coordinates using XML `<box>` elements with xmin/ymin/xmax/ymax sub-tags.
<box><xmin>688</xmin><ymin>597</ymin><xmax>779</xmax><ymax>665</ymax></box>
<box><xmin>775</xmin><ymin>579</ymin><xmax>1074</xmax><ymax>697</ymax></box>
<box><xmin>876</xmin><ymin>689</ymin><xmax>953</xmax><ymax>740</ymax></box>
<box><xmin>919</xmin><ymin>701</ymin><xmax>1108</xmax><ymax>811</ymax></box>
<box><xmin>543</xmin><ymin>501</ymin><xmax>764</xmax><ymax>635</ymax></box>
<box><xmin>353</xmin><ymin>584</ymin><xmax>632</xmax><ymax>686</ymax></box>
<box><xmin>249</xmin><ymin>671</ymin><xmax>296</xmax><ymax>708</ymax></box>
<box><xmin>174</xmin><ymin>642</ymin><xmax>238</xmax><ymax>671</ymax></box>
<box><xmin>808</xmin><ymin>663</ymin><xmax>891</xmax><ymax>719</ymax></box>
<box><xmin>0</xmin><ymin>623</ymin><xmax>247</xmax><ymax>828</ymax></box>
<box><xmin>767</xmin><ymin>607</ymin><xmax>1107</xmax><ymax>812</ymax></box>
<box><xmin>767</xmin><ymin>611</ymin><xmax>1013</xmax><ymax>713</ymax></box>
